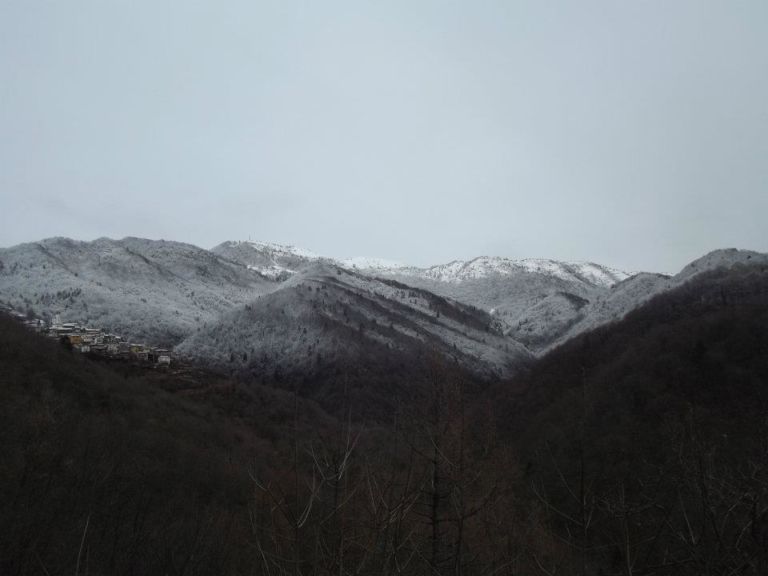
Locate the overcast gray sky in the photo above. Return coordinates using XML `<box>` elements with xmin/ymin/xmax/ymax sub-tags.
<box><xmin>1</xmin><ymin>1</ymin><xmax>766</xmax><ymax>272</ymax></box>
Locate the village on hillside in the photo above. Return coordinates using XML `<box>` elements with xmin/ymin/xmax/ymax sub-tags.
<box><xmin>0</xmin><ymin>305</ymin><xmax>172</xmax><ymax>367</ymax></box>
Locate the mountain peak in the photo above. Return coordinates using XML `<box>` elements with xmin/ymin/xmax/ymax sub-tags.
<box><xmin>405</xmin><ymin>256</ymin><xmax>629</xmax><ymax>287</ymax></box>
<box><xmin>212</xmin><ymin>240</ymin><xmax>632</xmax><ymax>288</ymax></box>
<box><xmin>675</xmin><ymin>248</ymin><xmax>768</xmax><ymax>281</ymax></box>
<box><xmin>339</xmin><ymin>256</ymin><xmax>410</xmax><ymax>270</ymax></box>
<box><xmin>216</xmin><ymin>240</ymin><xmax>321</xmax><ymax>259</ymax></box>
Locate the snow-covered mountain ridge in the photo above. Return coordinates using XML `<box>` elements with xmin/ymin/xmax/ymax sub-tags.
<box><xmin>176</xmin><ymin>263</ymin><xmax>530</xmax><ymax>379</ymax></box>
<box><xmin>0</xmin><ymin>237</ymin><xmax>273</xmax><ymax>343</ymax></box>
<box><xmin>212</xmin><ymin>240</ymin><xmax>636</xmax><ymax>352</ymax></box>
<box><xmin>395</xmin><ymin>256</ymin><xmax>629</xmax><ymax>286</ymax></box>
<box><xmin>214</xmin><ymin>242</ymin><xmax>768</xmax><ymax>354</ymax></box>
<box><xmin>214</xmin><ymin>240</ymin><xmax>630</xmax><ymax>287</ymax></box>
<box><xmin>3</xmin><ymin>237</ymin><xmax>765</xmax><ymax>375</ymax></box>
<box><xmin>540</xmin><ymin>248</ymin><xmax>768</xmax><ymax>353</ymax></box>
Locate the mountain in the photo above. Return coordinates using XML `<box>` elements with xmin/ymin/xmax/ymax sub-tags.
<box><xmin>362</xmin><ymin>257</ymin><xmax>631</xmax><ymax>350</ymax></box>
<box><xmin>0</xmin><ymin>237</ymin><xmax>273</xmax><ymax>344</ymax></box>
<box><xmin>3</xmin><ymin>236</ymin><xmax>766</xmax><ymax>379</ymax></box>
<box><xmin>212</xmin><ymin>240</ymin><xmax>324</xmax><ymax>280</ymax></box>
<box><xmin>212</xmin><ymin>240</ymin><xmax>412</xmax><ymax>278</ymax></box>
<box><xmin>214</xmin><ymin>240</ymin><xmax>633</xmax><ymax>352</ymax></box>
<box><xmin>0</xmin><ymin>307</ymin><xmax>343</xmax><ymax>576</ymax></box>
<box><xmin>225</xmin><ymin>243</ymin><xmax>768</xmax><ymax>357</ymax></box>
<box><xmin>383</xmin><ymin>260</ymin><xmax>629</xmax><ymax>351</ymax></box>
<box><xmin>213</xmin><ymin>240</ymin><xmax>627</xmax><ymax>286</ymax></box>
<box><xmin>390</xmin><ymin>256</ymin><xmax>628</xmax><ymax>286</ymax></box>
<box><xmin>3</xmin><ymin>240</ymin><xmax>768</xmax><ymax>575</ymax></box>
<box><xmin>175</xmin><ymin>262</ymin><xmax>531</xmax><ymax>383</ymax></box>
<box><xmin>489</xmin><ymin>260</ymin><xmax>768</xmax><ymax>575</ymax></box>
<box><xmin>543</xmin><ymin>248</ymin><xmax>768</xmax><ymax>353</ymax></box>
<box><xmin>676</xmin><ymin>247</ymin><xmax>768</xmax><ymax>281</ymax></box>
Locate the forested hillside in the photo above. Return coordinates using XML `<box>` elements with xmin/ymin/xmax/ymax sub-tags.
<box><xmin>494</xmin><ymin>262</ymin><xmax>768</xmax><ymax>575</ymax></box>
<box><xmin>0</xmin><ymin>314</ymin><xmax>334</xmax><ymax>575</ymax></box>
<box><xmin>0</xmin><ymin>237</ymin><xmax>273</xmax><ymax>344</ymax></box>
<box><xmin>2</xmin><ymin>260</ymin><xmax>767</xmax><ymax>575</ymax></box>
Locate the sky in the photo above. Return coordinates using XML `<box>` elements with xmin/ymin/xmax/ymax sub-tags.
<box><xmin>1</xmin><ymin>1</ymin><xmax>766</xmax><ymax>273</ymax></box>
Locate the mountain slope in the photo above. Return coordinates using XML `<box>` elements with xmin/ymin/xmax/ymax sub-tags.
<box><xmin>0</xmin><ymin>237</ymin><xmax>273</xmax><ymax>344</ymax></box>
<box><xmin>214</xmin><ymin>240</ymin><xmax>627</xmax><ymax>286</ymax></box>
<box><xmin>391</xmin><ymin>256</ymin><xmax>628</xmax><ymax>286</ymax></box>
<box><xmin>0</xmin><ymin>312</ymin><xmax>256</xmax><ymax>575</ymax></box>
<box><xmin>175</xmin><ymin>263</ymin><xmax>531</xmax><ymax>381</ymax></box>
<box><xmin>212</xmin><ymin>240</ymin><xmax>413</xmax><ymax>278</ymax></box>
<box><xmin>4</xmin><ymin>236</ymin><xmax>765</xmax><ymax>376</ymax></box>
<box><xmin>212</xmin><ymin>240</ymin><xmax>323</xmax><ymax>280</ymax></box>
<box><xmin>489</xmin><ymin>261</ymin><xmax>768</xmax><ymax>575</ymax></box>
<box><xmin>214</xmin><ymin>240</ymin><xmax>634</xmax><ymax>352</ymax></box>
<box><xmin>544</xmin><ymin>248</ymin><xmax>768</xmax><ymax>353</ymax></box>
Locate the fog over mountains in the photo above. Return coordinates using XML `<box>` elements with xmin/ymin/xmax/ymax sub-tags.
<box><xmin>1</xmin><ymin>236</ymin><xmax>766</xmax><ymax>378</ymax></box>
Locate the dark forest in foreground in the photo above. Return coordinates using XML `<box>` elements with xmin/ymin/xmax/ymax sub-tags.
<box><xmin>1</xmin><ymin>263</ymin><xmax>767</xmax><ymax>575</ymax></box>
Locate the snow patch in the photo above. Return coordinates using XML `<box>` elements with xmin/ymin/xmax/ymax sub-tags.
<box><xmin>340</xmin><ymin>257</ymin><xmax>409</xmax><ymax>270</ymax></box>
<box><xmin>242</xmin><ymin>241</ymin><xmax>321</xmax><ymax>260</ymax></box>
